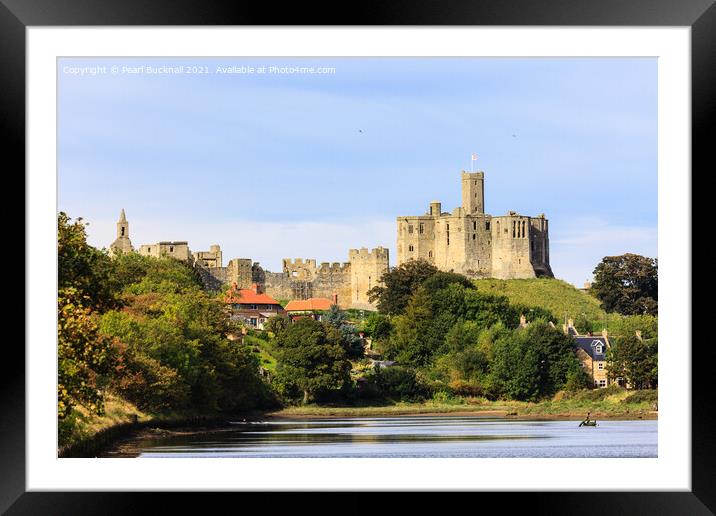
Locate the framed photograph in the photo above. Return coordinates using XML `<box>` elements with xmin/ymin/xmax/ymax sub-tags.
<box><xmin>5</xmin><ymin>0</ymin><xmax>711</xmax><ymax>512</ymax></box>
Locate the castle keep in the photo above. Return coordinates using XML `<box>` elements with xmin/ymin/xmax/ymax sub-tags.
<box><xmin>397</xmin><ymin>171</ymin><xmax>552</xmax><ymax>279</ymax></box>
<box><xmin>108</xmin><ymin>210</ymin><xmax>388</xmax><ymax>310</ymax></box>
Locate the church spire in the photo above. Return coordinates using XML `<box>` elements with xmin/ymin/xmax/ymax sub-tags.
<box><xmin>110</xmin><ymin>208</ymin><xmax>133</xmax><ymax>257</ymax></box>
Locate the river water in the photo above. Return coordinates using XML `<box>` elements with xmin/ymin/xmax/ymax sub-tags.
<box><xmin>129</xmin><ymin>416</ymin><xmax>657</xmax><ymax>458</ymax></box>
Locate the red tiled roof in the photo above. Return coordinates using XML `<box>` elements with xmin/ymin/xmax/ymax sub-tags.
<box><xmin>284</xmin><ymin>298</ymin><xmax>333</xmax><ymax>312</ymax></box>
<box><xmin>225</xmin><ymin>288</ymin><xmax>281</xmax><ymax>306</ymax></box>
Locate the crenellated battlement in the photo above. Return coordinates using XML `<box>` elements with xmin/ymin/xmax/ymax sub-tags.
<box><xmin>348</xmin><ymin>246</ymin><xmax>390</xmax><ymax>261</ymax></box>
<box><xmin>317</xmin><ymin>261</ymin><xmax>351</xmax><ymax>274</ymax></box>
<box><xmin>282</xmin><ymin>258</ymin><xmax>318</xmax><ymax>271</ymax></box>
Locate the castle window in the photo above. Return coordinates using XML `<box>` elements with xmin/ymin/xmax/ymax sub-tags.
<box><xmin>170</xmin><ymin>246</ymin><xmax>174</xmax><ymax>252</ymax></box>
<box><xmin>428</xmin><ymin>251</ymin><xmax>432</xmax><ymax>258</ymax></box>
<box><xmin>472</xmin><ymin>234</ymin><xmax>476</xmax><ymax>240</ymax></box>
<box><xmin>486</xmin><ymin>221</ymin><xmax>490</xmax><ymax>230</ymax></box>
<box><xmin>121</xmin><ymin>227</ymin><xmax>125</xmax><ymax>237</ymax></box>
<box><xmin>522</xmin><ymin>220</ymin><xmax>526</xmax><ymax>238</ymax></box>
<box><xmin>419</xmin><ymin>223</ymin><xmax>424</xmax><ymax>234</ymax></box>
<box><xmin>409</xmin><ymin>245</ymin><xmax>414</xmax><ymax>252</ymax></box>
<box><xmin>473</xmin><ymin>221</ymin><xmax>476</xmax><ymax>230</ymax></box>
<box><xmin>408</xmin><ymin>224</ymin><xmax>413</xmax><ymax>234</ymax></box>
<box><xmin>512</xmin><ymin>221</ymin><xmax>516</xmax><ymax>238</ymax></box>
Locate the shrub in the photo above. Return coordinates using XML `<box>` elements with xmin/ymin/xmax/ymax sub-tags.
<box><xmin>621</xmin><ymin>389</ymin><xmax>658</xmax><ymax>405</ymax></box>
<box><xmin>365</xmin><ymin>366</ymin><xmax>428</xmax><ymax>401</ymax></box>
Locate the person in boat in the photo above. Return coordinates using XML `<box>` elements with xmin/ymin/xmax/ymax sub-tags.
<box><xmin>580</xmin><ymin>412</ymin><xmax>592</xmax><ymax>426</ymax></box>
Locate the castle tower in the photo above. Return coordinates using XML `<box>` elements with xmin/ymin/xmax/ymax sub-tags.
<box><xmin>462</xmin><ymin>171</ymin><xmax>485</xmax><ymax>214</ymax></box>
<box><xmin>349</xmin><ymin>247</ymin><xmax>390</xmax><ymax>310</ymax></box>
<box><xmin>109</xmin><ymin>209</ymin><xmax>133</xmax><ymax>257</ymax></box>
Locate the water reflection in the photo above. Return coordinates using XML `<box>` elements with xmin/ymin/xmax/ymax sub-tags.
<box><xmin>133</xmin><ymin>416</ymin><xmax>657</xmax><ymax>458</ymax></box>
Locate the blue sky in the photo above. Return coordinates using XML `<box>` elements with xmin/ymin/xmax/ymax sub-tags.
<box><xmin>58</xmin><ymin>57</ymin><xmax>657</xmax><ymax>286</ymax></box>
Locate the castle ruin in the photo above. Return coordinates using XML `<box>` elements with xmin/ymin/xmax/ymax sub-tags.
<box><xmin>108</xmin><ymin>210</ymin><xmax>388</xmax><ymax>310</ymax></box>
<box><xmin>396</xmin><ymin>171</ymin><xmax>552</xmax><ymax>279</ymax></box>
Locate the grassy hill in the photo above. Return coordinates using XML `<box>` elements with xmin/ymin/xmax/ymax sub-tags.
<box><xmin>473</xmin><ymin>278</ymin><xmax>615</xmax><ymax>326</ymax></box>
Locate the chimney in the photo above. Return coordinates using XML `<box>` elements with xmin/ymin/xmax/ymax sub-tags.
<box><xmin>332</xmin><ymin>292</ymin><xmax>338</xmax><ymax>305</ymax></box>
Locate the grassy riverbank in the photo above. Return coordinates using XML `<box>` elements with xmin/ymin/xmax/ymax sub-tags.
<box><xmin>270</xmin><ymin>389</ymin><xmax>658</xmax><ymax>420</ymax></box>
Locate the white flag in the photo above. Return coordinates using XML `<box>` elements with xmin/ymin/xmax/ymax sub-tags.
<box><xmin>471</xmin><ymin>153</ymin><xmax>478</xmax><ymax>161</ymax></box>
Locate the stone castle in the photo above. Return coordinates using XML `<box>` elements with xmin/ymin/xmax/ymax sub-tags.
<box><xmin>108</xmin><ymin>210</ymin><xmax>388</xmax><ymax>310</ymax></box>
<box><xmin>109</xmin><ymin>168</ymin><xmax>552</xmax><ymax>308</ymax></box>
<box><xmin>397</xmin><ymin>171</ymin><xmax>552</xmax><ymax>279</ymax></box>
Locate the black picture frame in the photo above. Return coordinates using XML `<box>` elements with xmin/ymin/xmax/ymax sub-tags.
<box><xmin>3</xmin><ymin>0</ymin><xmax>709</xmax><ymax>513</ymax></box>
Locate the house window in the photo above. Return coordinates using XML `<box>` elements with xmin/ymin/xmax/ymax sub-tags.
<box><xmin>598</xmin><ymin>379</ymin><xmax>607</xmax><ymax>388</ymax></box>
<box><xmin>595</xmin><ymin>345</ymin><xmax>603</xmax><ymax>354</ymax></box>
<box><xmin>598</xmin><ymin>362</ymin><xmax>604</xmax><ymax>370</ymax></box>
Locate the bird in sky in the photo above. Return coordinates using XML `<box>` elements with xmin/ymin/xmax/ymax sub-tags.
<box><xmin>512</xmin><ymin>134</ymin><xmax>517</xmax><ymax>138</ymax></box>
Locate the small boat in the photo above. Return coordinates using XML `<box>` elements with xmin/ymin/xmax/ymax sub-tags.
<box><xmin>579</xmin><ymin>420</ymin><xmax>598</xmax><ymax>427</ymax></box>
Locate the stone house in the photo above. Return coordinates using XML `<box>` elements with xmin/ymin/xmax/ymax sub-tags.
<box><xmin>564</xmin><ymin>319</ymin><xmax>613</xmax><ymax>388</ymax></box>
<box><xmin>224</xmin><ymin>283</ymin><xmax>285</xmax><ymax>330</ymax></box>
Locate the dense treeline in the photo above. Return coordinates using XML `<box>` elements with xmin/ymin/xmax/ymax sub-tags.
<box><xmin>58</xmin><ymin>213</ymin><xmax>274</xmax><ymax>446</ymax></box>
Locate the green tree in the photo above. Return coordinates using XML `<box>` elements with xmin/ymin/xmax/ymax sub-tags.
<box><xmin>491</xmin><ymin>320</ymin><xmax>579</xmax><ymax>401</ymax></box>
<box><xmin>58</xmin><ymin>288</ymin><xmax>116</xmax><ymax>419</ymax></box>
<box><xmin>273</xmin><ymin>318</ymin><xmax>352</xmax><ymax>403</ymax></box>
<box><xmin>439</xmin><ymin>320</ymin><xmax>488</xmax><ymax>383</ymax></box>
<box><xmin>58</xmin><ymin>212</ymin><xmax>116</xmax><ymax>310</ymax></box>
<box><xmin>591</xmin><ymin>254</ymin><xmax>658</xmax><ymax>315</ymax></box>
<box><xmin>360</xmin><ymin>312</ymin><xmax>392</xmax><ymax>340</ymax></box>
<box><xmin>607</xmin><ymin>314</ymin><xmax>658</xmax><ymax>341</ymax></box>
<box><xmin>421</xmin><ymin>271</ymin><xmax>476</xmax><ymax>295</ymax></box>
<box><xmin>384</xmin><ymin>287</ymin><xmax>443</xmax><ymax>367</ymax></box>
<box><xmin>323</xmin><ymin>305</ymin><xmax>363</xmax><ymax>357</ymax></box>
<box><xmin>606</xmin><ymin>334</ymin><xmax>657</xmax><ymax>389</ymax></box>
<box><xmin>264</xmin><ymin>313</ymin><xmax>291</xmax><ymax>337</ymax></box>
<box><xmin>367</xmin><ymin>259</ymin><xmax>438</xmax><ymax>315</ymax></box>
